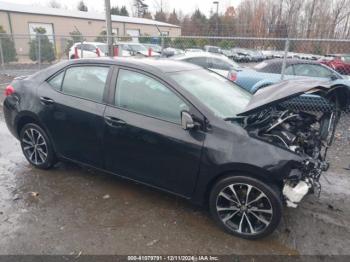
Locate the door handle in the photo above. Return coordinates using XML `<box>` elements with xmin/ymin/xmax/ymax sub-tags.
<box><xmin>40</xmin><ymin>96</ymin><xmax>55</xmax><ymax>105</ymax></box>
<box><xmin>104</xmin><ymin>116</ymin><xmax>126</xmax><ymax>127</ymax></box>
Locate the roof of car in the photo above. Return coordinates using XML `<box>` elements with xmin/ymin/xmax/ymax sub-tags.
<box><xmin>73</xmin><ymin>42</ymin><xmax>107</xmax><ymax>46</ymax></box>
<box><xmin>68</xmin><ymin>57</ymin><xmax>201</xmax><ymax>73</ymax></box>
<box><xmin>172</xmin><ymin>52</ymin><xmax>229</xmax><ymax>60</ymax></box>
<box><xmin>258</xmin><ymin>59</ymin><xmax>322</xmax><ymax>69</ymax></box>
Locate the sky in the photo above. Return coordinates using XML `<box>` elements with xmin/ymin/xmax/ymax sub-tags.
<box><xmin>5</xmin><ymin>0</ymin><xmax>242</xmax><ymax>17</ymax></box>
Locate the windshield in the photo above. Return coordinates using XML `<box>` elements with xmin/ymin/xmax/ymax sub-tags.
<box><xmin>129</xmin><ymin>44</ymin><xmax>147</xmax><ymax>52</ymax></box>
<box><xmin>97</xmin><ymin>45</ymin><xmax>108</xmax><ymax>54</ymax></box>
<box><xmin>169</xmin><ymin>70</ymin><xmax>252</xmax><ymax>118</ymax></box>
<box><xmin>342</xmin><ymin>56</ymin><xmax>350</xmax><ymax>63</ymax></box>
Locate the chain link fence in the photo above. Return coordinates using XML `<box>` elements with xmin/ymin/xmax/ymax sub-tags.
<box><xmin>0</xmin><ymin>33</ymin><xmax>349</xmax><ymax>87</ymax></box>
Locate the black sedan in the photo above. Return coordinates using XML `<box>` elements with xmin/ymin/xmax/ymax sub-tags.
<box><xmin>3</xmin><ymin>58</ymin><xmax>349</xmax><ymax>239</ymax></box>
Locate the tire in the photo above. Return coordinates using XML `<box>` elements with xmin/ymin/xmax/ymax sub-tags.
<box><xmin>20</xmin><ymin>123</ymin><xmax>57</xmax><ymax>169</ymax></box>
<box><xmin>209</xmin><ymin>175</ymin><xmax>282</xmax><ymax>240</ymax></box>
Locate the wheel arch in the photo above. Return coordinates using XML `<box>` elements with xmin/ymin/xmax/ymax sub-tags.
<box><xmin>201</xmin><ymin>163</ymin><xmax>282</xmax><ymax>207</ymax></box>
<box><xmin>15</xmin><ymin>112</ymin><xmax>57</xmax><ymax>153</ymax></box>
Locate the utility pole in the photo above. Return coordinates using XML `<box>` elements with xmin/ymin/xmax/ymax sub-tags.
<box><xmin>105</xmin><ymin>0</ymin><xmax>113</xmax><ymax>57</ymax></box>
<box><xmin>213</xmin><ymin>1</ymin><xmax>219</xmax><ymax>36</ymax></box>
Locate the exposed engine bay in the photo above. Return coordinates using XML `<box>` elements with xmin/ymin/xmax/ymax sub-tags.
<box><xmin>238</xmin><ymin>93</ymin><xmax>344</xmax><ymax>207</ymax></box>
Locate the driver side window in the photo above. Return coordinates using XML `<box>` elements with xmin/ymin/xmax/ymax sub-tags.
<box><xmin>115</xmin><ymin>69</ymin><xmax>189</xmax><ymax>124</ymax></box>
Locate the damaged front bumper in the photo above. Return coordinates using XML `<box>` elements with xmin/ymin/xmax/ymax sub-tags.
<box><xmin>282</xmin><ymin>159</ymin><xmax>329</xmax><ymax>208</ymax></box>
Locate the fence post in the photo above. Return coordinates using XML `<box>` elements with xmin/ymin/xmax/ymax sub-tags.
<box><xmin>38</xmin><ymin>34</ymin><xmax>41</xmax><ymax>70</ymax></box>
<box><xmin>161</xmin><ymin>35</ymin><xmax>164</xmax><ymax>56</ymax></box>
<box><xmin>281</xmin><ymin>38</ymin><xmax>290</xmax><ymax>80</ymax></box>
<box><xmin>0</xmin><ymin>37</ymin><xmax>4</xmax><ymax>70</ymax></box>
<box><xmin>80</xmin><ymin>39</ymin><xmax>84</xmax><ymax>58</ymax></box>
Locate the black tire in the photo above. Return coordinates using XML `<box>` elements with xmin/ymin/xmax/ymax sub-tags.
<box><xmin>209</xmin><ymin>175</ymin><xmax>282</xmax><ymax>240</ymax></box>
<box><xmin>20</xmin><ymin>123</ymin><xmax>57</xmax><ymax>169</ymax></box>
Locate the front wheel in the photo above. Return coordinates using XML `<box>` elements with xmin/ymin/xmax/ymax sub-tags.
<box><xmin>209</xmin><ymin>176</ymin><xmax>282</xmax><ymax>239</ymax></box>
<box><xmin>20</xmin><ymin>123</ymin><xmax>57</xmax><ymax>169</ymax></box>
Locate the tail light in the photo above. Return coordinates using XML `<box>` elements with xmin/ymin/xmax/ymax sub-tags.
<box><xmin>96</xmin><ymin>48</ymin><xmax>101</xmax><ymax>57</ymax></box>
<box><xmin>228</xmin><ymin>71</ymin><xmax>237</xmax><ymax>81</ymax></box>
<box><xmin>5</xmin><ymin>85</ymin><xmax>15</xmax><ymax>97</ymax></box>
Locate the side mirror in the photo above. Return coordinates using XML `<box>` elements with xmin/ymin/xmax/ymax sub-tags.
<box><xmin>330</xmin><ymin>73</ymin><xmax>339</xmax><ymax>81</ymax></box>
<box><xmin>181</xmin><ymin>111</ymin><xmax>195</xmax><ymax>130</ymax></box>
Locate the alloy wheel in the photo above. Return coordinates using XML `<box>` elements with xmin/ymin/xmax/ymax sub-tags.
<box><xmin>216</xmin><ymin>183</ymin><xmax>273</xmax><ymax>236</ymax></box>
<box><xmin>21</xmin><ymin>128</ymin><xmax>48</xmax><ymax>165</ymax></box>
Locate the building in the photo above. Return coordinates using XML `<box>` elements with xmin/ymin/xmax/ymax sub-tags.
<box><xmin>0</xmin><ymin>1</ymin><xmax>181</xmax><ymax>59</ymax></box>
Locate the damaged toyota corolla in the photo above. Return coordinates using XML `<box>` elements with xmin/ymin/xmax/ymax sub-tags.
<box><xmin>3</xmin><ymin>59</ymin><xmax>350</xmax><ymax>239</ymax></box>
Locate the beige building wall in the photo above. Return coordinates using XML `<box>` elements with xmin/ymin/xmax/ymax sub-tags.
<box><xmin>0</xmin><ymin>11</ymin><xmax>181</xmax><ymax>59</ymax></box>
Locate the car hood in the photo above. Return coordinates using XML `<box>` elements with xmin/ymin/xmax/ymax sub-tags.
<box><xmin>238</xmin><ymin>78</ymin><xmax>350</xmax><ymax>116</ymax></box>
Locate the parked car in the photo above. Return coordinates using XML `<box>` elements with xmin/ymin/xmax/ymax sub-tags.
<box><xmin>117</xmin><ymin>42</ymin><xmax>160</xmax><ymax>57</ymax></box>
<box><xmin>142</xmin><ymin>43</ymin><xmax>162</xmax><ymax>54</ymax></box>
<box><xmin>250</xmin><ymin>50</ymin><xmax>266</xmax><ymax>62</ymax></box>
<box><xmin>232</xmin><ymin>59</ymin><xmax>346</xmax><ymax>93</ymax></box>
<box><xmin>261</xmin><ymin>50</ymin><xmax>274</xmax><ymax>59</ymax></box>
<box><xmin>203</xmin><ymin>45</ymin><xmax>222</xmax><ymax>54</ymax></box>
<box><xmin>185</xmin><ymin>48</ymin><xmax>204</xmax><ymax>53</ymax></box>
<box><xmin>171</xmin><ymin>52</ymin><xmax>242</xmax><ymax>77</ymax></box>
<box><xmin>231</xmin><ymin>48</ymin><xmax>253</xmax><ymax>62</ymax></box>
<box><xmin>320</xmin><ymin>54</ymin><xmax>350</xmax><ymax>76</ymax></box>
<box><xmin>68</xmin><ymin>42</ymin><xmax>108</xmax><ymax>59</ymax></box>
<box><xmin>4</xmin><ymin>58</ymin><xmax>350</xmax><ymax>239</ymax></box>
<box><xmin>162</xmin><ymin>47</ymin><xmax>185</xmax><ymax>57</ymax></box>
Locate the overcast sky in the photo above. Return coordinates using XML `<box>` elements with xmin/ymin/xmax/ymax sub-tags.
<box><xmin>6</xmin><ymin>0</ymin><xmax>242</xmax><ymax>17</ymax></box>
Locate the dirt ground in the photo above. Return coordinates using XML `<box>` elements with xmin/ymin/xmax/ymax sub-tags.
<box><xmin>0</xmin><ymin>76</ymin><xmax>350</xmax><ymax>256</ymax></box>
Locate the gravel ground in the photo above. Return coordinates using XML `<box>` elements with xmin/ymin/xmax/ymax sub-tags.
<box><xmin>0</xmin><ymin>70</ymin><xmax>349</xmax><ymax>256</ymax></box>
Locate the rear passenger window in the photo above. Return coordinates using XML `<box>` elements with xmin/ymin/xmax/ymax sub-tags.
<box><xmin>186</xmin><ymin>57</ymin><xmax>209</xmax><ymax>68</ymax></box>
<box><xmin>48</xmin><ymin>71</ymin><xmax>64</xmax><ymax>91</ymax></box>
<box><xmin>62</xmin><ymin>66</ymin><xmax>109</xmax><ymax>102</ymax></box>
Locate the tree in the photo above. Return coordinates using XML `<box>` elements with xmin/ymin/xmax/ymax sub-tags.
<box><xmin>168</xmin><ymin>9</ymin><xmax>180</xmax><ymax>25</ymax></box>
<box><xmin>111</xmin><ymin>6</ymin><xmax>129</xmax><ymax>16</ymax></box>
<box><xmin>77</xmin><ymin>1</ymin><xmax>88</xmax><ymax>12</ymax></box>
<box><xmin>64</xmin><ymin>30</ymin><xmax>84</xmax><ymax>56</ymax></box>
<box><xmin>94</xmin><ymin>30</ymin><xmax>116</xmax><ymax>43</ymax></box>
<box><xmin>154</xmin><ymin>10</ymin><xmax>167</xmax><ymax>22</ymax></box>
<box><xmin>0</xmin><ymin>25</ymin><xmax>17</xmax><ymax>63</ymax></box>
<box><xmin>29</xmin><ymin>27</ymin><xmax>55</xmax><ymax>62</ymax></box>
<box><xmin>120</xmin><ymin>6</ymin><xmax>129</xmax><ymax>16</ymax></box>
<box><xmin>110</xmin><ymin>6</ymin><xmax>120</xmax><ymax>15</ymax></box>
<box><xmin>143</xmin><ymin>12</ymin><xmax>153</xmax><ymax>19</ymax></box>
<box><xmin>189</xmin><ymin>9</ymin><xmax>208</xmax><ymax>36</ymax></box>
<box><xmin>134</xmin><ymin>0</ymin><xmax>148</xmax><ymax>18</ymax></box>
<box><xmin>48</xmin><ymin>0</ymin><xmax>61</xmax><ymax>8</ymax></box>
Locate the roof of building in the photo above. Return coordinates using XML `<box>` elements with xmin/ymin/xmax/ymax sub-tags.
<box><xmin>0</xmin><ymin>1</ymin><xmax>180</xmax><ymax>28</ymax></box>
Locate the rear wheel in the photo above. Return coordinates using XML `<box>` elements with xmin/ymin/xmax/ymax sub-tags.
<box><xmin>209</xmin><ymin>176</ymin><xmax>282</xmax><ymax>239</ymax></box>
<box><xmin>20</xmin><ymin>123</ymin><xmax>56</xmax><ymax>169</ymax></box>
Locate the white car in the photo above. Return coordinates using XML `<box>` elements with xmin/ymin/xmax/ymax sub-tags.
<box><xmin>68</xmin><ymin>42</ymin><xmax>108</xmax><ymax>59</ymax></box>
<box><xmin>171</xmin><ymin>52</ymin><xmax>242</xmax><ymax>78</ymax></box>
<box><xmin>116</xmin><ymin>42</ymin><xmax>161</xmax><ymax>57</ymax></box>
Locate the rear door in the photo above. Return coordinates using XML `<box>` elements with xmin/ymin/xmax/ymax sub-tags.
<box><xmin>38</xmin><ymin>64</ymin><xmax>112</xmax><ymax>167</ymax></box>
<box><xmin>102</xmin><ymin>68</ymin><xmax>205</xmax><ymax>196</ymax></box>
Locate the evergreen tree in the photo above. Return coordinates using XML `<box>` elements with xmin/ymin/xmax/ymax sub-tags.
<box><xmin>154</xmin><ymin>10</ymin><xmax>167</xmax><ymax>22</ymax></box>
<box><xmin>64</xmin><ymin>30</ymin><xmax>84</xmax><ymax>56</ymax></box>
<box><xmin>110</xmin><ymin>6</ymin><xmax>120</xmax><ymax>15</ymax></box>
<box><xmin>168</xmin><ymin>9</ymin><xmax>180</xmax><ymax>25</ymax></box>
<box><xmin>29</xmin><ymin>27</ymin><xmax>55</xmax><ymax>62</ymax></box>
<box><xmin>134</xmin><ymin>0</ymin><xmax>148</xmax><ymax>17</ymax></box>
<box><xmin>111</xmin><ymin>6</ymin><xmax>129</xmax><ymax>16</ymax></box>
<box><xmin>77</xmin><ymin>1</ymin><xmax>88</xmax><ymax>12</ymax></box>
<box><xmin>120</xmin><ymin>6</ymin><xmax>129</xmax><ymax>16</ymax></box>
<box><xmin>0</xmin><ymin>25</ymin><xmax>17</xmax><ymax>63</ymax></box>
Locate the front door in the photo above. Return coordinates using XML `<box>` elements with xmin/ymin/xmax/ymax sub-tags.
<box><xmin>103</xmin><ymin>68</ymin><xmax>205</xmax><ymax>197</ymax></box>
